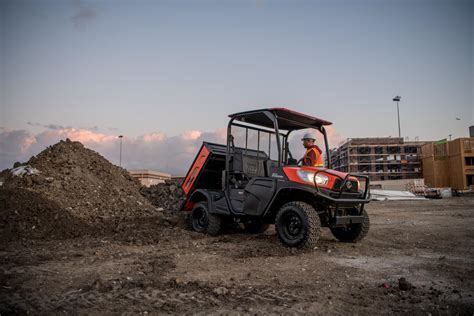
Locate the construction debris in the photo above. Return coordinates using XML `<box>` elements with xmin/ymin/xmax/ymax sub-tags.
<box><xmin>139</xmin><ymin>180</ymin><xmax>186</xmax><ymax>212</ymax></box>
<box><xmin>10</xmin><ymin>165</ymin><xmax>41</xmax><ymax>177</ymax></box>
<box><xmin>370</xmin><ymin>189</ymin><xmax>426</xmax><ymax>201</ymax></box>
<box><xmin>405</xmin><ymin>179</ymin><xmax>442</xmax><ymax>199</ymax></box>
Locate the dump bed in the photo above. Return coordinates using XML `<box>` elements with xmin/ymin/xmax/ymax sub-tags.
<box><xmin>181</xmin><ymin>142</ymin><xmax>268</xmax><ymax>195</ymax></box>
<box><xmin>181</xmin><ymin>142</ymin><xmax>227</xmax><ymax>195</ymax></box>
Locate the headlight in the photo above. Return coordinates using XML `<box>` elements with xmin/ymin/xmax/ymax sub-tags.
<box><xmin>296</xmin><ymin>170</ymin><xmax>329</xmax><ymax>185</ymax></box>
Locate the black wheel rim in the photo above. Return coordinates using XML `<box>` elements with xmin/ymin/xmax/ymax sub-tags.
<box><xmin>281</xmin><ymin>211</ymin><xmax>303</xmax><ymax>240</ymax></box>
<box><xmin>193</xmin><ymin>208</ymin><xmax>208</xmax><ymax>230</ymax></box>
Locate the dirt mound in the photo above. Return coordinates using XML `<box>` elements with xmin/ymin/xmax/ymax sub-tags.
<box><xmin>139</xmin><ymin>180</ymin><xmax>186</xmax><ymax>212</ymax></box>
<box><xmin>0</xmin><ymin>139</ymin><xmax>157</xmax><ymax>241</ymax></box>
<box><xmin>0</xmin><ymin>188</ymin><xmax>87</xmax><ymax>240</ymax></box>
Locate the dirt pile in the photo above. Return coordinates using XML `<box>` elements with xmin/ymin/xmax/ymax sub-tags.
<box><xmin>139</xmin><ymin>180</ymin><xmax>186</xmax><ymax>212</ymax></box>
<box><xmin>0</xmin><ymin>139</ymin><xmax>157</xmax><ymax>241</ymax></box>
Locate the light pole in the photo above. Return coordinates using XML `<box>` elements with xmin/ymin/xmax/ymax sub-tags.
<box><xmin>392</xmin><ymin>96</ymin><xmax>401</xmax><ymax>138</ymax></box>
<box><xmin>118</xmin><ymin>135</ymin><xmax>123</xmax><ymax>167</ymax></box>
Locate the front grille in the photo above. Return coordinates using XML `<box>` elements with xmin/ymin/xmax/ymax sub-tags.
<box><xmin>333</xmin><ymin>179</ymin><xmax>359</xmax><ymax>193</ymax></box>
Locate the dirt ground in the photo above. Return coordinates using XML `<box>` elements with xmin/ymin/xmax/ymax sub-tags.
<box><xmin>1</xmin><ymin>197</ymin><xmax>474</xmax><ymax>315</ymax></box>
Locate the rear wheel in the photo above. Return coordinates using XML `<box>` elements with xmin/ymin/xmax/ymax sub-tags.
<box><xmin>275</xmin><ymin>201</ymin><xmax>321</xmax><ymax>248</ymax></box>
<box><xmin>191</xmin><ymin>202</ymin><xmax>221</xmax><ymax>236</ymax></box>
<box><xmin>244</xmin><ymin>219</ymin><xmax>270</xmax><ymax>234</ymax></box>
<box><xmin>330</xmin><ymin>209</ymin><xmax>370</xmax><ymax>242</ymax></box>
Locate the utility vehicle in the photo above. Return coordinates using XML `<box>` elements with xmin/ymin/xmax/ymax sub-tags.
<box><xmin>181</xmin><ymin>108</ymin><xmax>370</xmax><ymax>248</ymax></box>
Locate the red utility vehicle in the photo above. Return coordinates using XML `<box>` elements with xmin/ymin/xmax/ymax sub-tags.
<box><xmin>181</xmin><ymin>108</ymin><xmax>370</xmax><ymax>248</ymax></box>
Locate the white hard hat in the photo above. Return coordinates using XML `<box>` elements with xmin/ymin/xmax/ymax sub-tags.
<box><xmin>301</xmin><ymin>132</ymin><xmax>317</xmax><ymax>141</ymax></box>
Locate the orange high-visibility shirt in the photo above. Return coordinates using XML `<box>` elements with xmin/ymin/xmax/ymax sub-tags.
<box><xmin>303</xmin><ymin>145</ymin><xmax>324</xmax><ymax>167</ymax></box>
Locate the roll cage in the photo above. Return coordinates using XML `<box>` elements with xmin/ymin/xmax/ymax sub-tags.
<box><xmin>225</xmin><ymin>108</ymin><xmax>333</xmax><ymax>189</ymax></box>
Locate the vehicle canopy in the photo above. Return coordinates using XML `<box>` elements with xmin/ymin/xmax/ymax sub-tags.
<box><xmin>228</xmin><ymin>108</ymin><xmax>332</xmax><ymax>131</ymax></box>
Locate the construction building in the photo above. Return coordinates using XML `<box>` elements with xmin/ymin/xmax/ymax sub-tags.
<box><xmin>421</xmin><ymin>138</ymin><xmax>474</xmax><ymax>190</ymax></box>
<box><xmin>129</xmin><ymin>170</ymin><xmax>171</xmax><ymax>187</ymax></box>
<box><xmin>329</xmin><ymin>137</ymin><xmax>428</xmax><ymax>181</ymax></box>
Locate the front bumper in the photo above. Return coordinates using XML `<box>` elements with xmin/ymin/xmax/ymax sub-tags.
<box><xmin>333</xmin><ymin>215</ymin><xmax>364</xmax><ymax>225</ymax></box>
<box><xmin>314</xmin><ymin>172</ymin><xmax>371</xmax><ymax>204</ymax></box>
<box><xmin>316</xmin><ymin>189</ymin><xmax>371</xmax><ymax>204</ymax></box>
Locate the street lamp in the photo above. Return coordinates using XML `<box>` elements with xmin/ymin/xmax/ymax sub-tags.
<box><xmin>392</xmin><ymin>96</ymin><xmax>401</xmax><ymax>138</ymax></box>
<box><xmin>118</xmin><ymin>135</ymin><xmax>123</xmax><ymax>167</ymax></box>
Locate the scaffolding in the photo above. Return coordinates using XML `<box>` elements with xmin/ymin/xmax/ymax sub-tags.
<box><xmin>329</xmin><ymin>137</ymin><xmax>427</xmax><ymax>181</ymax></box>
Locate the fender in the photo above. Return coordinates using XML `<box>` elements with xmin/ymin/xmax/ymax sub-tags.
<box><xmin>187</xmin><ymin>189</ymin><xmax>231</xmax><ymax>216</ymax></box>
<box><xmin>262</xmin><ymin>181</ymin><xmax>318</xmax><ymax>217</ymax></box>
<box><xmin>186</xmin><ymin>189</ymin><xmax>213</xmax><ymax>212</ymax></box>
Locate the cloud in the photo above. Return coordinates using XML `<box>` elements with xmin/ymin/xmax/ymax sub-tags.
<box><xmin>0</xmin><ymin>128</ymin><xmax>226</xmax><ymax>175</ymax></box>
<box><xmin>0</xmin><ymin>126</ymin><xmax>345</xmax><ymax>175</ymax></box>
<box><xmin>70</xmin><ymin>0</ymin><xmax>97</xmax><ymax>29</ymax></box>
<box><xmin>141</xmin><ymin>133</ymin><xmax>166</xmax><ymax>143</ymax></box>
<box><xmin>0</xmin><ymin>129</ymin><xmax>36</xmax><ymax>169</ymax></box>
<box><xmin>27</xmin><ymin>122</ymin><xmax>72</xmax><ymax>130</ymax></box>
<box><xmin>182</xmin><ymin>130</ymin><xmax>202</xmax><ymax>141</ymax></box>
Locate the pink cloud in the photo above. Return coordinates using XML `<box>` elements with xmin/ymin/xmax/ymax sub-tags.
<box><xmin>141</xmin><ymin>132</ymin><xmax>166</xmax><ymax>143</ymax></box>
<box><xmin>20</xmin><ymin>135</ymin><xmax>37</xmax><ymax>152</ymax></box>
<box><xmin>54</xmin><ymin>128</ymin><xmax>116</xmax><ymax>144</ymax></box>
<box><xmin>182</xmin><ymin>130</ymin><xmax>202</xmax><ymax>141</ymax></box>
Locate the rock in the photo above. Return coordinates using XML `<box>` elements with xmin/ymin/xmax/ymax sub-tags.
<box><xmin>32</xmin><ymin>175</ymin><xmax>45</xmax><ymax>185</ymax></box>
<box><xmin>213</xmin><ymin>287</ymin><xmax>229</xmax><ymax>295</ymax></box>
<box><xmin>398</xmin><ymin>277</ymin><xmax>412</xmax><ymax>291</ymax></box>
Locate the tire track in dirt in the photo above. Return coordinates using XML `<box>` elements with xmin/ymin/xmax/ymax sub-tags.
<box><xmin>0</xmin><ymin>281</ymin><xmax>302</xmax><ymax>314</ymax></box>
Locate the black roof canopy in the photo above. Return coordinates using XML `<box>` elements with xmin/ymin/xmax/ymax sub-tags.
<box><xmin>228</xmin><ymin>107</ymin><xmax>332</xmax><ymax>131</ymax></box>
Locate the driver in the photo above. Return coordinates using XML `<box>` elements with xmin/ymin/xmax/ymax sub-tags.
<box><xmin>301</xmin><ymin>132</ymin><xmax>324</xmax><ymax>167</ymax></box>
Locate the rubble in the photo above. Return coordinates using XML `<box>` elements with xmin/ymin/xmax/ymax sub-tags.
<box><xmin>0</xmin><ymin>139</ymin><xmax>157</xmax><ymax>241</ymax></box>
<box><xmin>10</xmin><ymin>165</ymin><xmax>41</xmax><ymax>177</ymax></box>
<box><xmin>139</xmin><ymin>180</ymin><xmax>186</xmax><ymax>213</ymax></box>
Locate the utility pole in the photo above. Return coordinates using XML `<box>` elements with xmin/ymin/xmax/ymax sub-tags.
<box><xmin>392</xmin><ymin>96</ymin><xmax>401</xmax><ymax>138</ymax></box>
<box><xmin>119</xmin><ymin>135</ymin><xmax>123</xmax><ymax>167</ymax></box>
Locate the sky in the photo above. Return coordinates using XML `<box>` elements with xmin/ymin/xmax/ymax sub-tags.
<box><xmin>1</xmin><ymin>0</ymin><xmax>473</xmax><ymax>174</ymax></box>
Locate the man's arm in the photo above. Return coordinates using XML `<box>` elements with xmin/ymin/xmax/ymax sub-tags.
<box><xmin>303</xmin><ymin>150</ymin><xmax>317</xmax><ymax>166</ymax></box>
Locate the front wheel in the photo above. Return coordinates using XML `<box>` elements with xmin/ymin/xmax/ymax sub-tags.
<box><xmin>191</xmin><ymin>202</ymin><xmax>221</xmax><ymax>236</ymax></box>
<box><xmin>275</xmin><ymin>201</ymin><xmax>321</xmax><ymax>248</ymax></box>
<box><xmin>330</xmin><ymin>209</ymin><xmax>370</xmax><ymax>242</ymax></box>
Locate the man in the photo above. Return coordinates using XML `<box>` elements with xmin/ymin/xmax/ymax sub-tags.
<box><xmin>301</xmin><ymin>132</ymin><xmax>324</xmax><ymax>167</ymax></box>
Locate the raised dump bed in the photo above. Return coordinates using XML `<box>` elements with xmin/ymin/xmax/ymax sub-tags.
<box><xmin>181</xmin><ymin>142</ymin><xmax>269</xmax><ymax>195</ymax></box>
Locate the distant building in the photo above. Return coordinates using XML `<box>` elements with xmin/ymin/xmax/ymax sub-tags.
<box><xmin>329</xmin><ymin>137</ymin><xmax>428</xmax><ymax>181</ymax></box>
<box><xmin>421</xmin><ymin>138</ymin><xmax>474</xmax><ymax>190</ymax></box>
<box><xmin>129</xmin><ymin>169</ymin><xmax>171</xmax><ymax>187</ymax></box>
<box><xmin>171</xmin><ymin>176</ymin><xmax>185</xmax><ymax>183</ymax></box>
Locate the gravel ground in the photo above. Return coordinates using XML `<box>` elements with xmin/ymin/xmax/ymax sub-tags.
<box><xmin>1</xmin><ymin>197</ymin><xmax>474</xmax><ymax>315</ymax></box>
